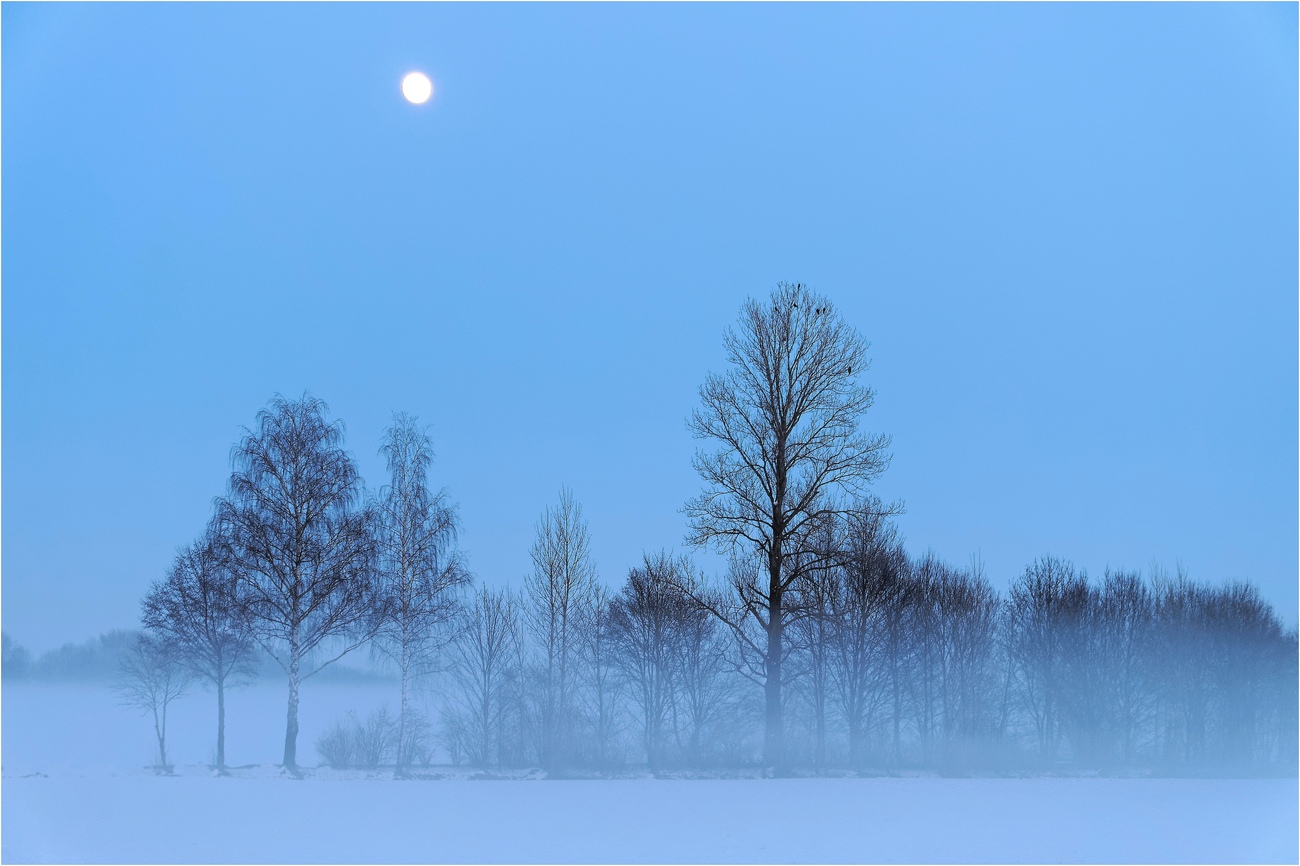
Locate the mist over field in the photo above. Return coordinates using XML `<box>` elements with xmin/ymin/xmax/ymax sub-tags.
<box><xmin>3</xmin><ymin>671</ymin><xmax>1297</xmax><ymax>864</ymax></box>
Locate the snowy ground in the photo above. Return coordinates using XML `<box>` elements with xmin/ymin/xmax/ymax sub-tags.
<box><xmin>3</xmin><ymin>683</ymin><xmax>1297</xmax><ymax>864</ymax></box>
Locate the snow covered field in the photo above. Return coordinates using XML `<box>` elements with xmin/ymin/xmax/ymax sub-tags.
<box><xmin>3</xmin><ymin>683</ymin><xmax>1297</xmax><ymax>864</ymax></box>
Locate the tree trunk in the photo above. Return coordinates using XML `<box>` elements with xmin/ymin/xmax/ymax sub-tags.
<box><xmin>284</xmin><ymin>646</ymin><xmax>301</xmax><ymax>770</ymax></box>
<box><xmin>153</xmin><ymin>704</ymin><xmax>168</xmax><ymax>770</ymax></box>
<box><xmin>891</xmin><ymin>654</ymin><xmax>902</xmax><ymax>767</ymax></box>
<box><xmin>481</xmin><ymin>683</ymin><xmax>492</xmax><ymax>769</ymax></box>
<box><xmin>814</xmin><ymin>668</ymin><xmax>826</xmax><ymax>770</ymax></box>
<box><xmin>216</xmin><ymin>676</ymin><xmax>226</xmax><ymax>769</ymax></box>
<box><xmin>765</xmin><ymin>542</ymin><xmax>785</xmax><ymax>771</ymax></box>
<box><xmin>396</xmin><ymin>644</ymin><xmax>410</xmax><ymax>778</ymax></box>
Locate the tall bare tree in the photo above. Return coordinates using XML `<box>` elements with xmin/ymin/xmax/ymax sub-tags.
<box><xmin>523</xmin><ymin>487</ymin><xmax>598</xmax><ymax>771</ymax></box>
<box><xmin>216</xmin><ymin>394</ymin><xmax>378</xmax><ymax>771</ymax></box>
<box><xmin>373</xmin><ymin>413</ymin><xmax>470</xmax><ymax>777</ymax></box>
<box><xmin>684</xmin><ymin>282</ymin><xmax>892</xmax><ymax>768</ymax></box>
<box><xmin>141</xmin><ymin>521</ymin><xmax>258</xmax><ymax>770</ymax></box>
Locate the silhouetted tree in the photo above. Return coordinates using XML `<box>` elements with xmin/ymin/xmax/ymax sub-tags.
<box><xmin>1005</xmin><ymin>556</ymin><xmax>1087</xmax><ymax>762</ymax></box>
<box><xmin>609</xmin><ymin>552</ymin><xmax>687</xmax><ymax>770</ymax></box>
<box><xmin>216</xmin><ymin>394</ymin><xmax>378</xmax><ymax>771</ymax></box>
<box><xmin>141</xmin><ymin>522</ymin><xmax>258</xmax><ymax>770</ymax></box>
<box><xmin>1094</xmin><ymin>570</ymin><xmax>1155</xmax><ymax>765</ymax></box>
<box><xmin>931</xmin><ymin>559</ymin><xmax>1000</xmax><ymax>765</ymax></box>
<box><xmin>825</xmin><ymin>505</ymin><xmax>905</xmax><ymax>767</ymax></box>
<box><xmin>684</xmin><ymin>282</ymin><xmax>893</xmax><ymax>769</ymax></box>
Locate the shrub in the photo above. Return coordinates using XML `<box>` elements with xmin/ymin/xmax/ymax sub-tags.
<box><xmin>315</xmin><ymin>706</ymin><xmax>433</xmax><ymax>769</ymax></box>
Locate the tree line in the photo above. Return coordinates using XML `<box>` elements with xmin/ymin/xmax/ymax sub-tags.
<box><xmin>110</xmin><ymin>282</ymin><xmax>1296</xmax><ymax>776</ymax></box>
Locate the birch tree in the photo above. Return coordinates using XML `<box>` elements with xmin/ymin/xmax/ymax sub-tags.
<box><xmin>373</xmin><ymin>413</ymin><xmax>470</xmax><ymax>777</ymax></box>
<box><xmin>217</xmin><ymin>394</ymin><xmax>378</xmax><ymax>771</ymax></box>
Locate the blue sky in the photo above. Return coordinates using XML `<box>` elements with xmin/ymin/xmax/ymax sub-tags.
<box><xmin>3</xmin><ymin>2</ymin><xmax>1296</xmax><ymax>651</ymax></box>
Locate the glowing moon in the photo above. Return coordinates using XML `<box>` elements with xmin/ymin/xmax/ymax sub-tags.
<box><xmin>401</xmin><ymin>72</ymin><xmax>433</xmax><ymax>104</ymax></box>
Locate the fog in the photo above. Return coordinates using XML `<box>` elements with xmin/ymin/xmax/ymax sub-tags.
<box><xmin>4</xmin><ymin>551</ymin><xmax>1297</xmax><ymax>863</ymax></box>
<box><xmin>4</xmin><ymin>673</ymin><xmax>1297</xmax><ymax>864</ymax></box>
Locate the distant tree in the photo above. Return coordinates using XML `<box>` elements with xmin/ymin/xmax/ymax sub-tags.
<box><xmin>787</xmin><ymin>521</ymin><xmax>837</xmax><ymax>769</ymax></box>
<box><xmin>609</xmin><ymin>552</ymin><xmax>687</xmax><ymax>770</ymax></box>
<box><xmin>931</xmin><ymin>559</ymin><xmax>1000</xmax><ymax>765</ymax></box>
<box><xmin>141</xmin><ymin>522</ymin><xmax>258</xmax><ymax>770</ymax></box>
<box><xmin>523</xmin><ymin>487</ymin><xmax>598</xmax><ymax>771</ymax></box>
<box><xmin>31</xmin><ymin>630</ymin><xmax>139</xmax><ymax>681</ymax></box>
<box><xmin>372</xmin><ymin>413</ymin><xmax>470</xmax><ymax>777</ymax></box>
<box><xmin>1092</xmin><ymin>570</ymin><xmax>1154</xmax><ymax>765</ymax></box>
<box><xmin>115</xmin><ymin>633</ymin><xmax>194</xmax><ymax>771</ymax></box>
<box><xmin>684</xmin><ymin>282</ymin><xmax>893</xmax><ymax>769</ymax></box>
<box><xmin>824</xmin><ymin>504</ymin><xmax>904</xmax><ymax>767</ymax></box>
<box><xmin>907</xmin><ymin>554</ymin><xmax>943</xmax><ymax>763</ymax></box>
<box><xmin>447</xmin><ymin>587</ymin><xmax>520</xmax><ymax>768</ymax></box>
<box><xmin>2</xmin><ymin>633</ymin><xmax>33</xmax><ymax>679</ymax></box>
<box><xmin>216</xmin><ymin>394</ymin><xmax>378</xmax><ymax>771</ymax></box>
<box><xmin>667</xmin><ymin>567</ymin><xmax>735</xmax><ymax>768</ymax></box>
<box><xmin>1005</xmin><ymin>556</ymin><xmax>1089</xmax><ymax>762</ymax></box>
<box><xmin>1204</xmin><ymin>582</ymin><xmax>1287</xmax><ymax>767</ymax></box>
<box><xmin>577</xmin><ymin>583</ymin><xmax>622</xmax><ymax>770</ymax></box>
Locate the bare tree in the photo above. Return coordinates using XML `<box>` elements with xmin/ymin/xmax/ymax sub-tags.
<box><xmin>907</xmin><ymin>555</ymin><xmax>943</xmax><ymax>764</ymax></box>
<box><xmin>141</xmin><ymin>522</ymin><xmax>258</xmax><ymax>770</ymax></box>
<box><xmin>577</xmin><ymin>583</ymin><xmax>623</xmax><ymax>770</ymax></box>
<box><xmin>932</xmin><ymin>559</ymin><xmax>1001</xmax><ymax>766</ymax></box>
<box><xmin>216</xmin><ymin>394</ymin><xmax>378</xmax><ymax>771</ymax></box>
<box><xmin>825</xmin><ymin>504</ymin><xmax>904</xmax><ymax>767</ymax></box>
<box><xmin>523</xmin><ymin>487</ymin><xmax>598</xmax><ymax>771</ymax></box>
<box><xmin>609</xmin><ymin>552</ymin><xmax>687</xmax><ymax>770</ymax></box>
<box><xmin>115</xmin><ymin>633</ymin><xmax>194</xmax><ymax>772</ymax></box>
<box><xmin>1004</xmin><ymin>556</ymin><xmax>1088</xmax><ymax>762</ymax></box>
<box><xmin>684</xmin><ymin>282</ymin><xmax>893</xmax><ymax>768</ymax></box>
<box><xmin>1095</xmin><ymin>570</ymin><xmax>1154</xmax><ymax>765</ymax></box>
<box><xmin>447</xmin><ymin>587</ymin><xmax>520</xmax><ymax>768</ymax></box>
<box><xmin>668</xmin><ymin>570</ymin><xmax>736</xmax><ymax>769</ymax></box>
<box><xmin>787</xmin><ymin>525</ymin><xmax>837</xmax><ymax>770</ymax></box>
<box><xmin>373</xmin><ymin>413</ymin><xmax>470</xmax><ymax>777</ymax></box>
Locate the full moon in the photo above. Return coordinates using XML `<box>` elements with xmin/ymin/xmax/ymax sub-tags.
<box><xmin>401</xmin><ymin>72</ymin><xmax>433</xmax><ymax>104</ymax></box>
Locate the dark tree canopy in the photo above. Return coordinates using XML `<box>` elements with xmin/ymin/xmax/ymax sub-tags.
<box><xmin>684</xmin><ymin>282</ymin><xmax>893</xmax><ymax>769</ymax></box>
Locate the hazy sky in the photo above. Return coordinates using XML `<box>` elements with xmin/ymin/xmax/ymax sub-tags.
<box><xmin>3</xmin><ymin>2</ymin><xmax>1295</xmax><ymax>652</ymax></box>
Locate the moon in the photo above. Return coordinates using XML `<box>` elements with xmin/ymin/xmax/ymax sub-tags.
<box><xmin>401</xmin><ymin>72</ymin><xmax>433</xmax><ymax>105</ymax></box>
